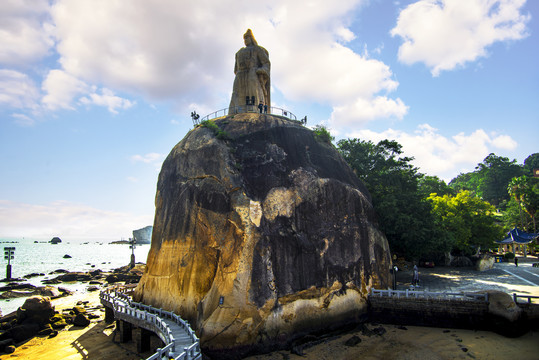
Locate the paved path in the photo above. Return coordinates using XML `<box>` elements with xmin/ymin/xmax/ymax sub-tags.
<box><xmin>395</xmin><ymin>256</ymin><xmax>539</xmax><ymax>300</ymax></box>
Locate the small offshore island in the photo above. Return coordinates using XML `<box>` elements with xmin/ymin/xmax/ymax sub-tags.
<box><xmin>1</xmin><ymin>29</ymin><xmax>538</xmax><ymax>360</ymax></box>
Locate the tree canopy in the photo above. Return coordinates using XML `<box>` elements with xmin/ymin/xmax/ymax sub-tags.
<box><xmin>449</xmin><ymin>153</ymin><xmax>524</xmax><ymax>206</ymax></box>
<box><xmin>427</xmin><ymin>191</ymin><xmax>502</xmax><ymax>255</ymax></box>
<box><xmin>335</xmin><ymin>134</ymin><xmax>535</xmax><ymax>261</ymax></box>
<box><xmin>337</xmin><ymin>139</ymin><xmax>441</xmax><ymax>260</ymax></box>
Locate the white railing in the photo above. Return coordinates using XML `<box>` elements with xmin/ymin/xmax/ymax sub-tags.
<box><xmin>199</xmin><ymin>105</ymin><xmax>297</xmax><ymax>123</ymax></box>
<box><xmin>370</xmin><ymin>288</ymin><xmax>489</xmax><ymax>302</ymax></box>
<box><xmin>100</xmin><ymin>287</ymin><xmax>202</xmax><ymax>360</ymax></box>
<box><xmin>513</xmin><ymin>293</ymin><xmax>539</xmax><ymax>304</ymax></box>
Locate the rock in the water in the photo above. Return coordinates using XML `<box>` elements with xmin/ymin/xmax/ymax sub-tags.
<box><xmin>50</xmin><ymin>237</ymin><xmax>62</xmax><ymax>244</ymax></box>
<box><xmin>134</xmin><ymin>113</ymin><xmax>392</xmax><ymax>355</ymax></box>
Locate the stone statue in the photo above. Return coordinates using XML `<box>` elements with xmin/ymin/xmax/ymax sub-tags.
<box><xmin>229</xmin><ymin>29</ymin><xmax>270</xmax><ymax>114</ymax></box>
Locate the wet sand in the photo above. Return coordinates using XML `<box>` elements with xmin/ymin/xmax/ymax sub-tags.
<box><xmin>2</xmin><ymin>259</ymin><xmax>539</xmax><ymax>359</ymax></box>
<box><xmin>3</xmin><ymin>290</ymin><xmax>538</xmax><ymax>360</ymax></box>
<box><xmin>244</xmin><ymin>324</ymin><xmax>539</xmax><ymax>360</ymax></box>
<box><xmin>1</xmin><ymin>291</ymin><xmax>163</xmax><ymax>360</ymax></box>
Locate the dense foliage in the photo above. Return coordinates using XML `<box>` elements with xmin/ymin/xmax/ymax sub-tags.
<box><xmin>427</xmin><ymin>191</ymin><xmax>503</xmax><ymax>255</ymax></box>
<box><xmin>336</xmin><ymin>135</ymin><xmax>536</xmax><ymax>261</ymax></box>
<box><xmin>449</xmin><ymin>153</ymin><xmax>524</xmax><ymax>206</ymax></box>
<box><xmin>337</xmin><ymin>139</ymin><xmax>443</xmax><ymax>260</ymax></box>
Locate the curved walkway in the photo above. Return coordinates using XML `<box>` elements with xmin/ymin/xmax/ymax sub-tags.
<box><xmin>100</xmin><ymin>286</ymin><xmax>201</xmax><ymax>360</ymax></box>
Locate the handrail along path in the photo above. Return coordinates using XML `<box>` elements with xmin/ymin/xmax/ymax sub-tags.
<box><xmin>100</xmin><ymin>286</ymin><xmax>201</xmax><ymax>360</ymax></box>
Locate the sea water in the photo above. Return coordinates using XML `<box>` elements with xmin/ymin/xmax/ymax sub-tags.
<box><xmin>0</xmin><ymin>237</ymin><xmax>151</xmax><ymax>315</ymax></box>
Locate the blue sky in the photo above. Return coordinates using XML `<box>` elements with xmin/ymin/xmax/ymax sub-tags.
<box><xmin>1</xmin><ymin>0</ymin><xmax>538</xmax><ymax>239</ymax></box>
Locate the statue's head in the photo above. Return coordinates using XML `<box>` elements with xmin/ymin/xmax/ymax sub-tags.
<box><xmin>243</xmin><ymin>29</ymin><xmax>258</xmax><ymax>46</ymax></box>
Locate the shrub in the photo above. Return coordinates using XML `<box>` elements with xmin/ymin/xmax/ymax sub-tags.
<box><xmin>200</xmin><ymin>120</ymin><xmax>230</xmax><ymax>140</ymax></box>
<box><xmin>504</xmin><ymin>252</ymin><xmax>515</xmax><ymax>260</ymax></box>
<box><xmin>312</xmin><ymin>125</ymin><xmax>334</xmax><ymax>145</ymax></box>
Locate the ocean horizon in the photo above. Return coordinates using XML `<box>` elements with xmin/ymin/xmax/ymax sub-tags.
<box><xmin>0</xmin><ymin>237</ymin><xmax>150</xmax><ymax>315</ymax></box>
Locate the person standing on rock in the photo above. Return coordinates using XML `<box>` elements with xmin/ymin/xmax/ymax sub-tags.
<box><xmin>229</xmin><ymin>29</ymin><xmax>271</xmax><ymax>114</ymax></box>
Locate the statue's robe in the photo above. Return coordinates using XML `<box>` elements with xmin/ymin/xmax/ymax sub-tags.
<box><xmin>229</xmin><ymin>44</ymin><xmax>270</xmax><ymax>114</ymax></box>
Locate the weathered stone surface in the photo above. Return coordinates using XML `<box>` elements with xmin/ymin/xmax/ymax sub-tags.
<box><xmin>73</xmin><ymin>313</ymin><xmax>90</xmax><ymax>327</ymax></box>
<box><xmin>487</xmin><ymin>291</ymin><xmax>521</xmax><ymax>322</ymax></box>
<box><xmin>134</xmin><ymin>113</ymin><xmax>391</xmax><ymax>355</ymax></box>
<box><xmin>17</xmin><ymin>296</ymin><xmax>55</xmax><ymax>326</ymax></box>
<box><xmin>9</xmin><ymin>323</ymin><xmax>39</xmax><ymax>342</ymax></box>
<box><xmin>475</xmin><ymin>255</ymin><xmax>495</xmax><ymax>271</ymax></box>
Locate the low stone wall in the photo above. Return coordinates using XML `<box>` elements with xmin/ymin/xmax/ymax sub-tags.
<box><xmin>368</xmin><ymin>296</ymin><xmax>490</xmax><ymax>329</ymax></box>
<box><xmin>369</xmin><ymin>295</ymin><xmax>538</xmax><ymax>336</ymax></box>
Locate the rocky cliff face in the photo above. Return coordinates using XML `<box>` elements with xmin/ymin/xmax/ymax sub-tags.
<box><xmin>134</xmin><ymin>113</ymin><xmax>391</xmax><ymax>356</ymax></box>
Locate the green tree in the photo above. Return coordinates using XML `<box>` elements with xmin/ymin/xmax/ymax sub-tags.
<box><xmin>312</xmin><ymin>125</ymin><xmax>334</xmax><ymax>145</ymax></box>
<box><xmin>523</xmin><ymin>153</ymin><xmax>539</xmax><ymax>175</ymax></box>
<box><xmin>418</xmin><ymin>175</ymin><xmax>455</xmax><ymax>197</ymax></box>
<box><xmin>449</xmin><ymin>172</ymin><xmax>480</xmax><ymax>194</ymax></box>
<box><xmin>474</xmin><ymin>153</ymin><xmax>524</xmax><ymax>206</ymax></box>
<box><xmin>428</xmin><ymin>191</ymin><xmax>503</xmax><ymax>255</ymax></box>
<box><xmin>507</xmin><ymin>176</ymin><xmax>539</xmax><ymax>232</ymax></box>
<box><xmin>338</xmin><ymin>139</ymin><xmax>443</xmax><ymax>260</ymax></box>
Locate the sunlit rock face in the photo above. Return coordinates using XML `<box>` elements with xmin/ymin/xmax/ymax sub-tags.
<box><xmin>134</xmin><ymin>113</ymin><xmax>391</xmax><ymax>356</ymax></box>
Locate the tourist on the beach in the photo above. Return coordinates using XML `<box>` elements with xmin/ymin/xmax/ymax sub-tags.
<box><xmin>412</xmin><ymin>265</ymin><xmax>419</xmax><ymax>286</ymax></box>
<box><xmin>515</xmin><ymin>257</ymin><xmax>518</xmax><ymax>267</ymax></box>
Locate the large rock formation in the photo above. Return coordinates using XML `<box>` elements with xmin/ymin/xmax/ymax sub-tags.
<box><xmin>134</xmin><ymin>113</ymin><xmax>391</xmax><ymax>356</ymax></box>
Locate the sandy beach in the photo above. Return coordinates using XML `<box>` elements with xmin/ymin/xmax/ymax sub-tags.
<box><xmin>1</xmin><ymin>259</ymin><xmax>539</xmax><ymax>359</ymax></box>
<box><xmin>4</xmin><ymin>293</ymin><xmax>539</xmax><ymax>360</ymax></box>
<box><xmin>0</xmin><ymin>291</ymin><xmax>164</xmax><ymax>360</ymax></box>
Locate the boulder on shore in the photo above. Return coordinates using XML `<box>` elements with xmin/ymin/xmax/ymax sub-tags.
<box><xmin>17</xmin><ymin>296</ymin><xmax>55</xmax><ymax>326</ymax></box>
<box><xmin>134</xmin><ymin>113</ymin><xmax>392</xmax><ymax>356</ymax></box>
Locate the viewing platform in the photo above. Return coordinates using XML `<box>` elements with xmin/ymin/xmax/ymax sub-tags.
<box><xmin>193</xmin><ymin>105</ymin><xmax>304</xmax><ymax>127</ymax></box>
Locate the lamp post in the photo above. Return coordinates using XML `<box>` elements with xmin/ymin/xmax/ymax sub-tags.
<box><xmin>129</xmin><ymin>238</ymin><xmax>136</xmax><ymax>269</ymax></box>
<box><xmin>4</xmin><ymin>247</ymin><xmax>15</xmax><ymax>279</ymax></box>
<box><xmin>392</xmin><ymin>265</ymin><xmax>398</xmax><ymax>290</ymax></box>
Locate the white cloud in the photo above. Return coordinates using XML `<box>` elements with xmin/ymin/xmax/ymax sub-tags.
<box><xmin>42</xmin><ymin>69</ymin><xmax>88</xmax><ymax>110</ymax></box>
<box><xmin>391</xmin><ymin>0</ymin><xmax>530</xmax><ymax>76</ymax></box>
<box><xmin>491</xmin><ymin>134</ymin><xmax>518</xmax><ymax>150</ymax></box>
<box><xmin>0</xmin><ymin>69</ymin><xmax>40</xmax><ymax>109</ymax></box>
<box><xmin>350</xmin><ymin>124</ymin><xmax>518</xmax><ymax>181</ymax></box>
<box><xmin>330</xmin><ymin>96</ymin><xmax>408</xmax><ymax>126</ymax></box>
<box><xmin>0</xmin><ymin>200</ymin><xmax>152</xmax><ymax>239</ymax></box>
<box><xmin>0</xmin><ymin>0</ymin><xmax>405</xmax><ymax>124</ymax></box>
<box><xmin>43</xmin><ymin>0</ymin><xmax>404</xmax><ymax>125</ymax></box>
<box><xmin>0</xmin><ymin>0</ymin><xmax>54</xmax><ymax>66</ymax></box>
<box><xmin>79</xmin><ymin>88</ymin><xmax>135</xmax><ymax>114</ymax></box>
<box><xmin>42</xmin><ymin>70</ymin><xmax>134</xmax><ymax>113</ymax></box>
